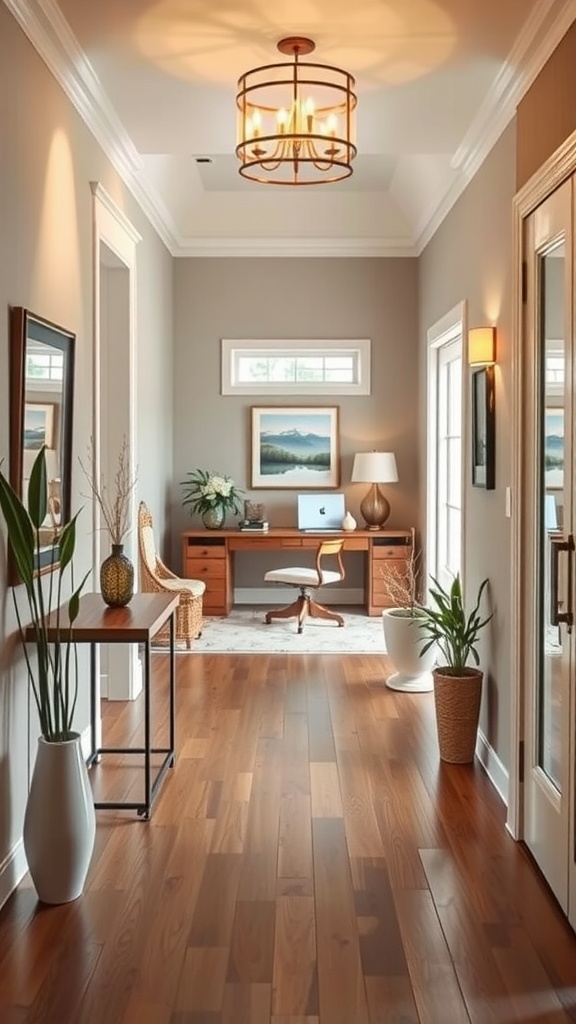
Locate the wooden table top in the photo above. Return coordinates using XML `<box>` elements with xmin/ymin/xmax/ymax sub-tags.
<box><xmin>25</xmin><ymin>592</ymin><xmax>180</xmax><ymax>643</ymax></box>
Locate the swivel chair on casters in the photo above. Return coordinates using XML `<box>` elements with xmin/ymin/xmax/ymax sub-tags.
<box><xmin>264</xmin><ymin>538</ymin><xmax>346</xmax><ymax>634</ymax></box>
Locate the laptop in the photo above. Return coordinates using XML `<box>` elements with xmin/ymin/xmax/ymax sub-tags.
<box><xmin>297</xmin><ymin>493</ymin><xmax>346</xmax><ymax>532</ymax></box>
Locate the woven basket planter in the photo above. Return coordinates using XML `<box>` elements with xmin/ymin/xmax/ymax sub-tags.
<box><xmin>433</xmin><ymin>667</ymin><xmax>483</xmax><ymax>764</ymax></box>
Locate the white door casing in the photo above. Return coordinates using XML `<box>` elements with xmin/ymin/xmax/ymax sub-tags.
<box><xmin>91</xmin><ymin>183</ymin><xmax>141</xmax><ymax>701</ymax></box>
<box><xmin>511</xmin><ymin>129</ymin><xmax>576</xmax><ymax>929</ymax></box>
<box><xmin>426</xmin><ymin>303</ymin><xmax>466</xmax><ymax>595</ymax></box>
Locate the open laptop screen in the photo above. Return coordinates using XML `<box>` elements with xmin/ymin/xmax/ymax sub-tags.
<box><xmin>297</xmin><ymin>493</ymin><xmax>345</xmax><ymax>531</ymax></box>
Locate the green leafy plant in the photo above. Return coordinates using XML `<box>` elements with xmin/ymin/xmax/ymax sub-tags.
<box><xmin>418</xmin><ymin>574</ymin><xmax>492</xmax><ymax>674</ymax></box>
<box><xmin>0</xmin><ymin>447</ymin><xmax>89</xmax><ymax>741</ymax></box>
<box><xmin>180</xmin><ymin>469</ymin><xmax>244</xmax><ymax>517</ymax></box>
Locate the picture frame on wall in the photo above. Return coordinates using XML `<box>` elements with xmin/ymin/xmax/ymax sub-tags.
<box><xmin>251</xmin><ymin>406</ymin><xmax>340</xmax><ymax>488</ymax></box>
<box><xmin>544</xmin><ymin>407</ymin><xmax>564</xmax><ymax>489</ymax></box>
<box><xmin>24</xmin><ymin>402</ymin><xmax>55</xmax><ymax>450</ymax></box>
<box><xmin>471</xmin><ymin>366</ymin><xmax>495</xmax><ymax>489</ymax></box>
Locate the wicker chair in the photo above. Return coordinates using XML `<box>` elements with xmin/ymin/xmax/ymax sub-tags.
<box><xmin>138</xmin><ymin>501</ymin><xmax>205</xmax><ymax>648</ymax></box>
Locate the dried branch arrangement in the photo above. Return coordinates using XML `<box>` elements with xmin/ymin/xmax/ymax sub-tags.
<box><xmin>380</xmin><ymin>547</ymin><xmax>422</xmax><ymax>611</ymax></box>
<box><xmin>79</xmin><ymin>437</ymin><xmax>138</xmax><ymax>546</ymax></box>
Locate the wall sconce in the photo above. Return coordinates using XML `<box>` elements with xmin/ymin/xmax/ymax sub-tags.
<box><xmin>469</xmin><ymin>328</ymin><xmax>496</xmax><ymax>491</ymax></box>
<box><xmin>468</xmin><ymin>326</ymin><xmax>496</xmax><ymax>366</ymax></box>
<box><xmin>351</xmin><ymin>451</ymin><xmax>398</xmax><ymax>529</ymax></box>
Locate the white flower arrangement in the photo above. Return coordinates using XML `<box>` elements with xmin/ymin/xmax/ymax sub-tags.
<box><xmin>180</xmin><ymin>469</ymin><xmax>243</xmax><ymax>517</ymax></box>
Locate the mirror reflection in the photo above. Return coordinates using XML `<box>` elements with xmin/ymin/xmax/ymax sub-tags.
<box><xmin>9</xmin><ymin>308</ymin><xmax>75</xmax><ymax>575</ymax></box>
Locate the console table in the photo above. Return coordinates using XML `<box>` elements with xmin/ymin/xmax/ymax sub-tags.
<box><xmin>27</xmin><ymin>592</ymin><xmax>179</xmax><ymax>818</ymax></box>
<box><xmin>182</xmin><ymin>528</ymin><xmax>414</xmax><ymax>616</ymax></box>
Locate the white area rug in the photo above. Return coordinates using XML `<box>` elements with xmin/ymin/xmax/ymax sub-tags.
<box><xmin>165</xmin><ymin>606</ymin><xmax>387</xmax><ymax>655</ymax></box>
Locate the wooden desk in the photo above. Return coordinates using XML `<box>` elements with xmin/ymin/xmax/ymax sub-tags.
<box><xmin>182</xmin><ymin>527</ymin><xmax>414</xmax><ymax>616</ymax></box>
<box><xmin>28</xmin><ymin>593</ymin><xmax>179</xmax><ymax>818</ymax></box>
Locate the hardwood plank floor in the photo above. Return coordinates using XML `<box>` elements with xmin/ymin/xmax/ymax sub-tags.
<box><xmin>2</xmin><ymin>650</ymin><xmax>576</xmax><ymax>1023</ymax></box>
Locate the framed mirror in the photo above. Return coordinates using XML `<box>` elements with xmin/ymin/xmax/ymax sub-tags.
<box><xmin>9</xmin><ymin>307</ymin><xmax>75</xmax><ymax>576</ymax></box>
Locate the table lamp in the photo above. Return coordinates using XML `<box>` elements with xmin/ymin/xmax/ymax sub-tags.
<box><xmin>351</xmin><ymin>451</ymin><xmax>398</xmax><ymax>530</ymax></box>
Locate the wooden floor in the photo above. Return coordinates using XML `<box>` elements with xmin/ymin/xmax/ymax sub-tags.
<box><xmin>2</xmin><ymin>651</ymin><xmax>576</xmax><ymax>1023</ymax></box>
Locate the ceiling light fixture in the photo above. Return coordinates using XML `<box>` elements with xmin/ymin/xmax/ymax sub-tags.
<box><xmin>236</xmin><ymin>36</ymin><xmax>357</xmax><ymax>186</ymax></box>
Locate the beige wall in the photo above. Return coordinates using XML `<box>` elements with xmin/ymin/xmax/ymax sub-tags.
<box><xmin>172</xmin><ymin>257</ymin><xmax>420</xmax><ymax>585</ymax></box>
<box><xmin>0</xmin><ymin>5</ymin><xmax>174</xmax><ymax>901</ymax></box>
<box><xmin>419</xmin><ymin>125</ymin><xmax>516</xmax><ymax>766</ymax></box>
<box><xmin>517</xmin><ymin>21</ymin><xmax>576</xmax><ymax>189</ymax></box>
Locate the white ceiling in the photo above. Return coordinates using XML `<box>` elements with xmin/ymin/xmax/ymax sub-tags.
<box><xmin>7</xmin><ymin>0</ymin><xmax>576</xmax><ymax>256</ymax></box>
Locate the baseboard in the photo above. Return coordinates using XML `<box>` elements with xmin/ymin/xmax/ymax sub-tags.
<box><xmin>476</xmin><ymin>728</ymin><xmax>509</xmax><ymax>806</ymax></box>
<box><xmin>234</xmin><ymin>587</ymin><xmax>364</xmax><ymax>605</ymax></box>
<box><xmin>0</xmin><ymin>838</ymin><xmax>28</xmax><ymax>911</ymax></box>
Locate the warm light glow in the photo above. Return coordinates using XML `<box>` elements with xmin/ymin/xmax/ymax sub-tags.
<box><xmin>468</xmin><ymin>327</ymin><xmax>496</xmax><ymax>366</ymax></box>
<box><xmin>351</xmin><ymin>451</ymin><xmax>399</xmax><ymax>484</ymax></box>
<box><xmin>236</xmin><ymin>36</ymin><xmax>357</xmax><ymax>186</ymax></box>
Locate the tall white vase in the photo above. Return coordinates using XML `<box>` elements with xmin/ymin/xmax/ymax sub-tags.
<box><xmin>382</xmin><ymin>608</ymin><xmax>436</xmax><ymax>692</ymax></box>
<box><xmin>23</xmin><ymin>733</ymin><xmax>96</xmax><ymax>904</ymax></box>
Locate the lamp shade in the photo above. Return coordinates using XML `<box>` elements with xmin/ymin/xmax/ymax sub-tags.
<box><xmin>351</xmin><ymin>451</ymin><xmax>398</xmax><ymax>484</ymax></box>
<box><xmin>468</xmin><ymin>327</ymin><xmax>496</xmax><ymax>366</ymax></box>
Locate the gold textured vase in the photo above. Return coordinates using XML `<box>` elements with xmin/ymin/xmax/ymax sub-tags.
<box><xmin>100</xmin><ymin>544</ymin><xmax>134</xmax><ymax>607</ymax></box>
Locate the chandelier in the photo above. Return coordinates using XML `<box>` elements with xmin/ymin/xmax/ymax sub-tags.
<box><xmin>236</xmin><ymin>37</ymin><xmax>357</xmax><ymax>186</ymax></box>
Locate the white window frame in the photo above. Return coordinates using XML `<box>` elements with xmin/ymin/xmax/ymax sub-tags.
<box><xmin>221</xmin><ymin>338</ymin><xmax>371</xmax><ymax>396</ymax></box>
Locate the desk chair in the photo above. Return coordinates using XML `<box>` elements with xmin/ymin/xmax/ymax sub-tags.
<box><xmin>264</xmin><ymin>538</ymin><xmax>346</xmax><ymax>634</ymax></box>
<box><xmin>138</xmin><ymin>501</ymin><xmax>205</xmax><ymax>648</ymax></box>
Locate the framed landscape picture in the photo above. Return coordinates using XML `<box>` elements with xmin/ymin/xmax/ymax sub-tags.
<box><xmin>24</xmin><ymin>402</ymin><xmax>55</xmax><ymax>450</ymax></box>
<box><xmin>251</xmin><ymin>406</ymin><xmax>340</xmax><ymax>488</ymax></box>
<box><xmin>544</xmin><ymin>407</ymin><xmax>564</xmax><ymax>489</ymax></box>
<box><xmin>471</xmin><ymin>367</ymin><xmax>495</xmax><ymax>489</ymax></box>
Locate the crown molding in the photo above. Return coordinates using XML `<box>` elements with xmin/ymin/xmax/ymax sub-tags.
<box><xmin>171</xmin><ymin>236</ymin><xmax>417</xmax><ymax>258</ymax></box>
<box><xmin>5</xmin><ymin>0</ymin><xmax>180</xmax><ymax>252</ymax></box>
<box><xmin>5</xmin><ymin>0</ymin><xmax>576</xmax><ymax>258</ymax></box>
<box><xmin>451</xmin><ymin>0</ymin><xmax>576</xmax><ymax>180</ymax></box>
<box><xmin>415</xmin><ymin>0</ymin><xmax>576</xmax><ymax>254</ymax></box>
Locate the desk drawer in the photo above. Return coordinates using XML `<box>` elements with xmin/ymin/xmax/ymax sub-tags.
<box><xmin>202</xmin><ymin>579</ymin><xmax>227</xmax><ymax>615</ymax></box>
<box><xmin>231</xmin><ymin>537</ymin><xmax>293</xmax><ymax>551</ymax></box>
<box><xmin>186</xmin><ymin>558</ymin><xmax>226</xmax><ymax>580</ymax></box>
<box><xmin>372</xmin><ymin>544</ymin><xmax>411</xmax><ymax>560</ymax></box>
<box><xmin>185</xmin><ymin>542</ymin><xmax>226</xmax><ymax>560</ymax></box>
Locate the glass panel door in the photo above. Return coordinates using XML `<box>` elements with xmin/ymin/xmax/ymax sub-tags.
<box><xmin>436</xmin><ymin>339</ymin><xmax>462</xmax><ymax>592</ymax></box>
<box><xmin>523</xmin><ymin>180</ymin><xmax>574</xmax><ymax>918</ymax></box>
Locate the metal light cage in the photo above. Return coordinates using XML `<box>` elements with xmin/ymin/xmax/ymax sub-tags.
<box><xmin>236</xmin><ymin>37</ymin><xmax>357</xmax><ymax>186</ymax></box>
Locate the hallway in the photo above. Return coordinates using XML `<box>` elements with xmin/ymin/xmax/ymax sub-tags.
<box><xmin>1</xmin><ymin>651</ymin><xmax>576</xmax><ymax>1023</ymax></box>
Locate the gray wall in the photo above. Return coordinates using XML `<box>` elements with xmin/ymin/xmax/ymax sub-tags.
<box><xmin>0</xmin><ymin>4</ymin><xmax>174</xmax><ymax>901</ymax></box>
<box><xmin>419</xmin><ymin>124</ymin><xmax>516</xmax><ymax>765</ymax></box>
<box><xmin>172</xmin><ymin>257</ymin><xmax>421</xmax><ymax>585</ymax></box>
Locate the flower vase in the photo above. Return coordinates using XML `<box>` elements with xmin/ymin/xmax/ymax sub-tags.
<box><xmin>100</xmin><ymin>544</ymin><xmax>134</xmax><ymax>607</ymax></box>
<box><xmin>202</xmin><ymin>506</ymin><xmax>225</xmax><ymax>530</ymax></box>
<box><xmin>23</xmin><ymin>733</ymin><xmax>96</xmax><ymax>904</ymax></box>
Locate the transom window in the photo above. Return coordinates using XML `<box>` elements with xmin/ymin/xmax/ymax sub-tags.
<box><xmin>26</xmin><ymin>347</ymin><xmax>64</xmax><ymax>382</ymax></box>
<box><xmin>222</xmin><ymin>339</ymin><xmax>371</xmax><ymax>395</ymax></box>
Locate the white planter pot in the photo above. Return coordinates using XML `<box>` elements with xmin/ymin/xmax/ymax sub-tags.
<box><xmin>382</xmin><ymin>608</ymin><xmax>436</xmax><ymax>692</ymax></box>
<box><xmin>23</xmin><ymin>733</ymin><xmax>96</xmax><ymax>904</ymax></box>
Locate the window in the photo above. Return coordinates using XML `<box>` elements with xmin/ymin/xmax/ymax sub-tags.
<box><xmin>221</xmin><ymin>339</ymin><xmax>371</xmax><ymax>395</ymax></box>
<box><xmin>26</xmin><ymin>348</ymin><xmax>64</xmax><ymax>382</ymax></box>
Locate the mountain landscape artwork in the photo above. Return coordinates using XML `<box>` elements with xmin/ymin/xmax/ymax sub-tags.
<box><xmin>545</xmin><ymin>409</ymin><xmax>564</xmax><ymax>488</ymax></box>
<box><xmin>251</xmin><ymin>407</ymin><xmax>339</xmax><ymax>488</ymax></box>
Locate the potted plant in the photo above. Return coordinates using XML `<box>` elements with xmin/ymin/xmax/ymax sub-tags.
<box><xmin>180</xmin><ymin>468</ymin><xmax>244</xmax><ymax>529</ymax></box>
<box><xmin>0</xmin><ymin>446</ymin><xmax>94</xmax><ymax>903</ymax></box>
<box><xmin>380</xmin><ymin>549</ymin><xmax>436</xmax><ymax>692</ymax></box>
<box><xmin>418</xmin><ymin>574</ymin><xmax>492</xmax><ymax>763</ymax></box>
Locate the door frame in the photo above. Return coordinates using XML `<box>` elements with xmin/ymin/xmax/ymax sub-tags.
<box><xmin>90</xmin><ymin>182</ymin><xmax>141</xmax><ymax>701</ymax></box>
<box><xmin>509</xmin><ymin>128</ymin><xmax>576</xmax><ymax>839</ymax></box>
<box><xmin>426</xmin><ymin>302</ymin><xmax>467</xmax><ymax>593</ymax></box>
